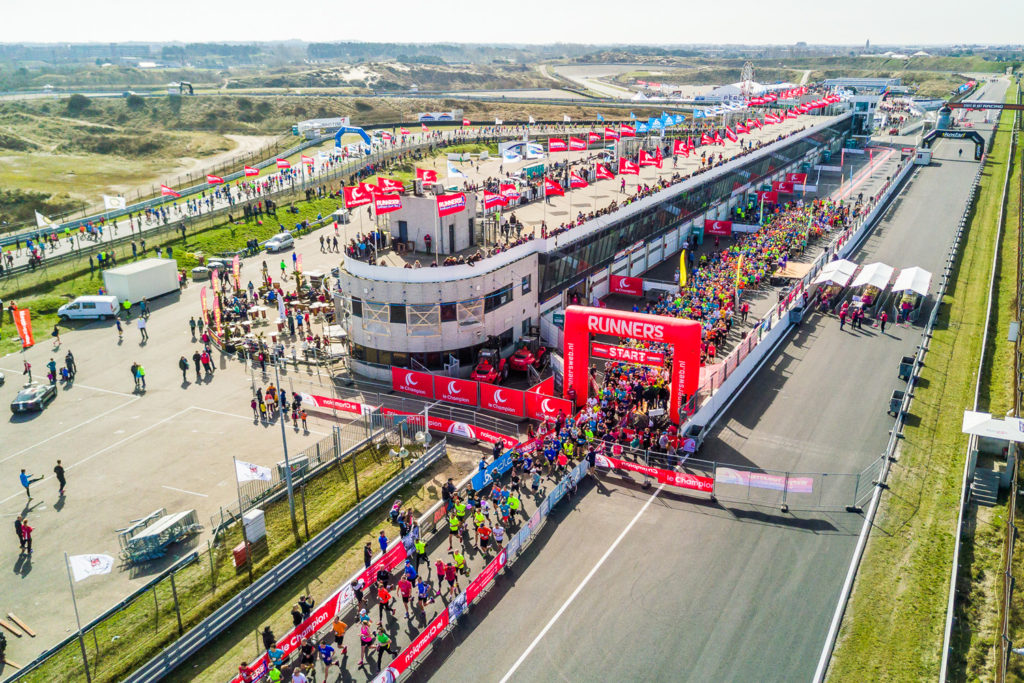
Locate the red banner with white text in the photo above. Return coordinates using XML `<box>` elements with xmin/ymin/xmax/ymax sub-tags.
<box><xmin>608</xmin><ymin>275</ymin><xmax>643</xmax><ymax>296</ymax></box>
<box><xmin>299</xmin><ymin>393</ymin><xmax>365</xmax><ymax>415</ymax></box>
<box><xmin>595</xmin><ymin>454</ymin><xmax>714</xmax><ymax>492</ymax></box>
<box><xmin>13</xmin><ymin>307</ymin><xmax>33</xmax><ymax>348</ymax></box>
<box><xmin>591</xmin><ymin>342</ymin><xmax>665</xmax><ymax>367</ymax></box>
<box><xmin>479</xmin><ymin>383</ymin><xmax>526</xmax><ymax>418</ymax></box>
<box><xmin>432</xmin><ymin>375</ymin><xmax>478</xmax><ymax>407</ymax></box>
<box><xmin>391</xmin><ymin>368</ymin><xmax>435</xmax><ymax>399</ymax></box>
<box><xmin>525</xmin><ymin>392</ymin><xmax>574</xmax><ymax>422</ymax></box>
<box><xmin>379</xmin><ymin>407</ymin><xmax>518</xmax><ymax>449</ymax></box>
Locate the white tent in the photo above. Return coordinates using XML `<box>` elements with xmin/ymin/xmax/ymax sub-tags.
<box><xmin>812</xmin><ymin>259</ymin><xmax>858</xmax><ymax>287</ymax></box>
<box><xmin>962</xmin><ymin>411</ymin><xmax>1024</xmax><ymax>442</ymax></box>
<box><xmin>893</xmin><ymin>267</ymin><xmax>932</xmax><ymax>296</ymax></box>
<box><xmin>851</xmin><ymin>262</ymin><xmax>894</xmax><ymax>290</ymax></box>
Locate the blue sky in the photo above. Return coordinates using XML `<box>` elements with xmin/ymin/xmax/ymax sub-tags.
<box><xmin>2</xmin><ymin>0</ymin><xmax>1022</xmax><ymax>45</ymax></box>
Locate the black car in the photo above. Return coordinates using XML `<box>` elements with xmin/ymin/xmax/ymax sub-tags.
<box><xmin>11</xmin><ymin>383</ymin><xmax>57</xmax><ymax>413</ymax></box>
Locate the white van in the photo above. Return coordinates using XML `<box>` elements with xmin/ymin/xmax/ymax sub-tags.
<box><xmin>58</xmin><ymin>295</ymin><xmax>119</xmax><ymax>320</ymax></box>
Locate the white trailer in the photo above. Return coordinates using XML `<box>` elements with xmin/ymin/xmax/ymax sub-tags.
<box><xmin>102</xmin><ymin>258</ymin><xmax>178</xmax><ymax>304</ymax></box>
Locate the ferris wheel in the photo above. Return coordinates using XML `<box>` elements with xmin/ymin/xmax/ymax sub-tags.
<box><xmin>740</xmin><ymin>62</ymin><xmax>755</xmax><ymax>98</ymax></box>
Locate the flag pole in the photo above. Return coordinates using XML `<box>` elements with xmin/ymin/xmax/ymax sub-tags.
<box><xmin>65</xmin><ymin>553</ymin><xmax>93</xmax><ymax>683</ymax></box>
<box><xmin>232</xmin><ymin>457</ymin><xmax>255</xmax><ymax>583</ymax></box>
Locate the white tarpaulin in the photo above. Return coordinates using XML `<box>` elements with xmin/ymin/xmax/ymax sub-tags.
<box><xmin>962</xmin><ymin>410</ymin><xmax>1024</xmax><ymax>442</ymax></box>
<box><xmin>812</xmin><ymin>258</ymin><xmax>858</xmax><ymax>287</ymax></box>
<box><xmin>893</xmin><ymin>266</ymin><xmax>932</xmax><ymax>296</ymax></box>
<box><xmin>851</xmin><ymin>262</ymin><xmax>894</xmax><ymax>290</ymax></box>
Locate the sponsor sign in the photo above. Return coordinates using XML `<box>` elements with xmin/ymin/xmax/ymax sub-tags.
<box><xmin>755</xmin><ymin>190</ymin><xmax>778</xmax><ymax>203</ymax></box>
<box><xmin>595</xmin><ymin>455</ymin><xmax>713</xmax><ymax>492</ymax></box>
<box><xmin>591</xmin><ymin>342</ymin><xmax>665</xmax><ymax>367</ymax></box>
<box><xmin>447</xmin><ymin>590</ymin><xmax>468</xmax><ymax>620</ymax></box>
<box><xmin>547</xmin><ymin>138</ymin><xmax>567</xmax><ymax>152</ymax></box>
<box><xmin>528</xmin><ymin>376</ymin><xmax>556</xmax><ymax>396</ymax></box>
<box><xmin>300</xmin><ymin>393</ymin><xmax>364</xmax><ymax>415</ymax></box>
<box><xmin>391</xmin><ymin>368</ymin><xmax>435</xmax><ymax>399</ymax></box>
<box><xmin>772</xmin><ymin>181</ymin><xmax>795</xmax><ymax>193</ymax></box>
<box><xmin>785</xmin><ymin>172</ymin><xmax>807</xmax><ymax>183</ymax></box>
<box><xmin>374</xmin><ymin>195</ymin><xmax>403</xmax><ymax>214</ymax></box>
<box><xmin>13</xmin><ymin>306</ymin><xmax>33</xmax><ymax>347</ymax></box>
<box><xmin>437</xmin><ymin>192</ymin><xmax>467</xmax><ymax>217</ymax></box>
<box><xmin>466</xmin><ymin>549</ymin><xmax>508</xmax><ymax>602</ymax></box>
<box><xmin>432</xmin><ymin>375</ymin><xmax>478</xmax><ymax>407</ymax></box>
<box><xmin>525</xmin><ymin>392</ymin><xmax>574</xmax><ymax>422</ymax></box>
<box><xmin>479</xmin><ymin>383</ymin><xmax>526</xmax><ymax>418</ymax></box>
<box><xmin>608</xmin><ymin>275</ymin><xmax>643</xmax><ymax>296</ymax></box>
<box><xmin>390</xmin><ymin>610</ymin><xmax>450</xmax><ymax>675</ymax></box>
<box><xmin>703</xmin><ymin>219</ymin><xmax>733</xmax><ymax>236</ymax></box>
<box><xmin>715</xmin><ymin>467</ymin><xmax>813</xmax><ymax>493</ymax></box>
<box><xmin>356</xmin><ymin>542</ymin><xmax>408</xmax><ymax>594</ymax></box>
<box><xmin>379</xmin><ymin>407</ymin><xmax>518</xmax><ymax>450</ymax></box>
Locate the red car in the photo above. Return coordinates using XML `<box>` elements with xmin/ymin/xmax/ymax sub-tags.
<box><xmin>509</xmin><ymin>336</ymin><xmax>550</xmax><ymax>373</ymax></box>
<box><xmin>470</xmin><ymin>348</ymin><xmax>508</xmax><ymax>384</ymax></box>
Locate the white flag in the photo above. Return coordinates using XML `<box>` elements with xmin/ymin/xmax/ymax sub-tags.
<box><xmin>236</xmin><ymin>459</ymin><xmax>272</xmax><ymax>483</ymax></box>
<box><xmin>563</xmin><ymin>114</ymin><xmax>571</xmax><ymax>123</ymax></box>
<box><xmin>495</xmin><ymin>117</ymin><xmax>503</xmax><ymax>125</ymax></box>
<box><xmin>69</xmin><ymin>554</ymin><xmax>114</xmax><ymax>582</ymax></box>
<box><xmin>277</xmin><ymin>295</ymin><xmax>286</xmax><ymax>321</ymax></box>
<box><xmin>103</xmin><ymin>195</ymin><xmax>127</xmax><ymax>210</ymax></box>
<box><xmin>528</xmin><ymin>116</ymin><xmax>535</xmax><ymax>125</ymax></box>
<box><xmin>35</xmin><ymin>211</ymin><xmax>54</xmax><ymax>228</ymax></box>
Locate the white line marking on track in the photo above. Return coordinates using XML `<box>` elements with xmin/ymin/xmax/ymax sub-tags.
<box><xmin>0</xmin><ymin>407</ymin><xmax>190</xmax><ymax>508</ymax></box>
<box><xmin>72</xmin><ymin>383</ymin><xmax>137</xmax><ymax>398</ymax></box>
<box><xmin>191</xmin><ymin>406</ymin><xmax>329</xmax><ymax>435</ymax></box>
<box><xmin>498</xmin><ymin>483</ymin><xmax>664</xmax><ymax>683</ymax></box>
<box><xmin>162</xmin><ymin>485</ymin><xmax>208</xmax><ymax>498</ymax></box>
<box><xmin>1</xmin><ymin>396</ymin><xmax>140</xmax><ymax>464</ymax></box>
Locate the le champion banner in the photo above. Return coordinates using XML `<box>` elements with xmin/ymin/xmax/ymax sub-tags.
<box><xmin>595</xmin><ymin>454</ymin><xmax>714</xmax><ymax>492</ymax></box>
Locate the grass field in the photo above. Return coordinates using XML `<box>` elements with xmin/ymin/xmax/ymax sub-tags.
<box><xmin>827</xmin><ymin>100</ymin><xmax>1016</xmax><ymax>681</ymax></box>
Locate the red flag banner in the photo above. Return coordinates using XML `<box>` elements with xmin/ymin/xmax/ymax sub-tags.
<box><xmin>13</xmin><ymin>307</ymin><xmax>33</xmax><ymax>348</ymax></box>
<box><xmin>772</xmin><ymin>181</ymin><xmax>795</xmax><ymax>194</ymax></box>
<box><xmin>160</xmin><ymin>185</ymin><xmax>180</xmax><ymax>198</ymax></box>
<box><xmin>618</xmin><ymin>158</ymin><xmax>639</xmax><ymax>175</ymax></box>
<box><xmin>206</xmin><ymin>174</ymin><xmax>224</xmax><ymax>184</ymax></box>
<box><xmin>785</xmin><ymin>172</ymin><xmax>808</xmax><ymax>184</ymax></box>
<box><xmin>638</xmin><ymin>149</ymin><xmax>661</xmax><ymax>168</ymax></box>
<box><xmin>568</xmin><ymin>136</ymin><xmax>587</xmax><ymax>151</ymax></box>
<box><xmin>543</xmin><ymin>178</ymin><xmax>564</xmax><ymax>197</ymax></box>
<box><xmin>620</xmin><ymin>124</ymin><xmax>636</xmax><ymax>138</ymax></box>
<box><xmin>700</xmin><ymin>133</ymin><xmax>714</xmax><ymax>145</ymax></box>
<box><xmin>416</xmin><ymin>167</ymin><xmax>438</xmax><ymax>184</ymax></box>
<box><xmin>499</xmin><ymin>183</ymin><xmax>520</xmax><ymax>200</ymax></box>
<box><xmin>301</xmin><ymin>155</ymin><xmax>315</xmax><ymax>165</ymax></box>
<box><xmin>588</xmin><ymin>131</ymin><xmax>602</xmax><ymax>143</ymax></box>
<box><xmin>672</xmin><ymin>139</ymin><xmax>689</xmax><ymax>156</ymax></box>
<box><xmin>569</xmin><ymin>171</ymin><xmax>588</xmax><ymax>189</ymax></box>
<box><xmin>482</xmin><ymin>191</ymin><xmax>506</xmax><ymax>209</ymax></box>
<box><xmin>755</xmin><ymin>190</ymin><xmax>778</xmax><ymax>203</ymax></box>
<box><xmin>436</xmin><ymin>192</ymin><xmax>467</xmax><ymax>217</ymax></box>
<box><xmin>547</xmin><ymin>138</ymin><xmax>567</xmax><ymax>152</ymax></box>
<box><xmin>604</xmin><ymin>126</ymin><xmax>619</xmax><ymax>140</ymax></box>
<box><xmin>243</xmin><ymin>166</ymin><xmax>259</xmax><ymax>177</ymax></box>
<box><xmin>374</xmin><ymin>194</ymin><xmax>403</xmax><ymax>214</ymax></box>
<box><xmin>276</xmin><ymin>158</ymin><xmax>291</xmax><ymax>169</ymax></box>
<box><xmin>595</xmin><ymin>163</ymin><xmax>614</xmax><ymax>180</ymax></box>
<box><xmin>343</xmin><ymin>185</ymin><xmax>373</xmax><ymax>208</ymax></box>
<box><xmin>377</xmin><ymin>177</ymin><xmax>405</xmax><ymax>193</ymax></box>
<box><xmin>462</xmin><ymin>117</ymin><xmax>471</xmax><ymax>126</ymax></box>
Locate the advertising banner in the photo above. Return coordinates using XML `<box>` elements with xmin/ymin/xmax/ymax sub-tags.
<box><xmin>432</xmin><ymin>375</ymin><xmax>478</xmax><ymax>407</ymax></box>
<box><xmin>715</xmin><ymin>467</ymin><xmax>813</xmax><ymax>493</ymax></box>
<box><xmin>547</xmin><ymin>138</ymin><xmax>567</xmax><ymax>152</ymax></box>
<box><xmin>389</xmin><ymin>610</ymin><xmax>450</xmax><ymax>676</ymax></box>
<box><xmin>525</xmin><ymin>392</ymin><xmax>574</xmax><ymax>422</ymax></box>
<box><xmin>299</xmin><ymin>393</ymin><xmax>365</xmax><ymax>415</ymax></box>
<box><xmin>374</xmin><ymin>195</ymin><xmax>403</xmax><ymax>214</ymax></box>
<box><xmin>755</xmin><ymin>190</ymin><xmax>778</xmax><ymax>203</ymax></box>
<box><xmin>232</xmin><ymin>255</ymin><xmax>241</xmax><ymax>291</ymax></box>
<box><xmin>12</xmin><ymin>306</ymin><xmax>33</xmax><ymax>348</ymax></box>
<box><xmin>379</xmin><ymin>407</ymin><xmax>518</xmax><ymax>449</ymax></box>
<box><xmin>785</xmin><ymin>172</ymin><xmax>807</xmax><ymax>183</ymax></box>
<box><xmin>703</xmin><ymin>219</ymin><xmax>733</xmax><ymax>236</ymax></box>
<box><xmin>590</xmin><ymin>342</ymin><xmax>665</xmax><ymax>367</ymax></box>
<box><xmin>595</xmin><ymin>454</ymin><xmax>713</xmax><ymax>492</ymax></box>
<box><xmin>528</xmin><ymin>376</ymin><xmax>555</xmax><ymax>396</ymax></box>
<box><xmin>479</xmin><ymin>383</ymin><xmax>526</xmax><ymax>418</ymax></box>
<box><xmin>772</xmin><ymin>181</ymin><xmax>795</xmax><ymax>194</ymax></box>
<box><xmin>608</xmin><ymin>275</ymin><xmax>643</xmax><ymax>296</ymax></box>
<box><xmin>356</xmin><ymin>542</ymin><xmax>408</xmax><ymax>592</ymax></box>
<box><xmin>200</xmin><ymin>286</ymin><xmax>208</xmax><ymax>324</ymax></box>
<box><xmin>391</xmin><ymin>368</ymin><xmax>435</xmax><ymax>399</ymax></box>
<box><xmin>466</xmin><ymin>549</ymin><xmax>508</xmax><ymax>602</ymax></box>
<box><xmin>437</xmin><ymin>193</ymin><xmax>467</xmax><ymax>217</ymax></box>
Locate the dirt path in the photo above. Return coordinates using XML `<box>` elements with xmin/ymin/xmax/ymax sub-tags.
<box><xmin>173</xmin><ymin>133</ymin><xmax>279</xmax><ymax>177</ymax></box>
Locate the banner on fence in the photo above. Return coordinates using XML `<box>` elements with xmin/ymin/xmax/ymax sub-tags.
<box><xmin>715</xmin><ymin>467</ymin><xmax>813</xmax><ymax>493</ymax></box>
<box><xmin>389</xmin><ymin>609</ymin><xmax>450</xmax><ymax>677</ymax></box>
<box><xmin>609</xmin><ymin>274</ymin><xmax>643</xmax><ymax>296</ymax></box>
<box><xmin>466</xmin><ymin>548</ymin><xmax>508</xmax><ymax>602</ymax></box>
<box><xmin>300</xmin><ymin>393</ymin><xmax>366</xmax><ymax>415</ymax></box>
<box><xmin>379</xmin><ymin>407</ymin><xmax>518</xmax><ymax>450</ymax></box>
<box><xmin>391</xmin><ymin>368</ymin><xmax>435</xmax><ymax>399</ymax></box>
<box><xmin>528</xmin><ymin>376</ymin><xmax>555</xmax><ymax>396</ymax></box>
<box><xmin>595</xmin><ymin>454</ymin><xmax>713</xmax><ymax>492</ymax></box>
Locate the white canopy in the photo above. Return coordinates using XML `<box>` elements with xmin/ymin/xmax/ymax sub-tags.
<box><xmin>813</xmin><ymin>259</ymin><xmax>858</xmax><ymax>287</ymax></box>
<box><xmin>851</xmin><ymin>262</ymin><xmax>894</xmax><ymax>290</ymax></box>
<box><xmin>962</xmin><ymin>411</ymin><xmax>1024</xmax><ymax>442</ymax></box>
<box><xmin>893</xmin><ymin>267</ymin><xmax>932</xmax><ymax>296</ymax></box>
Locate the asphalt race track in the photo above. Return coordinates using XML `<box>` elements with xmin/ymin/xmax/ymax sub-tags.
<box><xmin>414</xmin><ymin>79</ymin><xmax>1008</xmax><ymax>682</ymax></box>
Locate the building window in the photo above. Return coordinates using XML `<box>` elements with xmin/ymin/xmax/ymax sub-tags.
<box><xmin>457</xmin><ymin>298</ymin><xmax>484</xmax><ymax>326</ymax></box>
<box><xmin>522</xmin><ymin>319</ymin><xmax>531</xmax><ymax>335</ymax></box>
<box><xmin>351</xmin><ymin>297</ymin><xmax>362</xmax><ymax>317</ymax></box>
<box><xmin>522</xmin><ymin>274</ymin><xmax>532</xmax><ymax>295</ymax></box>
<box><xmin>407</xmin><ymin>304</ymin><xmax>440</xmax><ymax>336</ymax></box>
<box><xmin>484</xmin><ymin>284</ymin><xmax>513</xmax><ymax>313</ymax></box>
<box><xmin>389</xmin><ymin>303</ymin><xmax>406</xmax><ymax>325</ymax></box>
<box><xmin>440</xmin><ymin>302</ymin><xmax>457</xmax><ymax>323</ymax></box>
<box><xmin>362</xmin><ymin>302</ymin><xmax>390</xmax><ymax>336</ymax></box>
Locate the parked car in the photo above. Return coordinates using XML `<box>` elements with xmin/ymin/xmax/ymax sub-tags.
<box><xmin>264</xmin><ymin>232</ymin><xmax>294</xmax><ymax>253</ymax></box>
<box><xmin>11</xmin><ymin>383</ymin><xmax>57</xmax><ymax>413</ymax></box>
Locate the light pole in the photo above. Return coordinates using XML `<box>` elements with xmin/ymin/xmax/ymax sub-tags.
<box><xmin>273</xmin><ymin>361</ymin><xmax>298</xmax><ymax>537</ymax></box>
